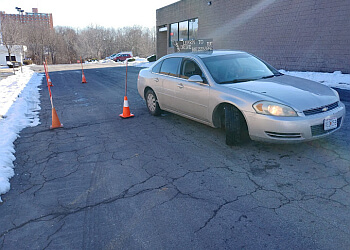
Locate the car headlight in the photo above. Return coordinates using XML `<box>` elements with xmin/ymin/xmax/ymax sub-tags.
<box><xmin>331</xmin><ymin>88</ymin><xmax>340</xmax><ymax>100</ymax></box>
<box><xmin>253</xmin><ymin>101</ymin><xmax>297</xmax><ymax>117</ymax></box>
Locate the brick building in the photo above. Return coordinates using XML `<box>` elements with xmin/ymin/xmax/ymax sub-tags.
<box><xmin>156</xmin><ymin>0</ymin><xmax>350</xmax><ymax>73</ymax></box>
<box><xmin>0</xmin><ymin>8</ymin><xmax>53</xmax><ymax>29</ymax></box>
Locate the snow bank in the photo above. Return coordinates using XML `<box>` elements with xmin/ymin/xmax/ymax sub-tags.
<box><xmin>84</xmin><ymin>57</ymin><xmax>155</xmax><ymax>68</ymax></box>
<box><xmin>0</xmin><ymin>68</ymin><xmax>34</xmax><ymax>118</ymax></box>
<box><xmin>0</xmin><ymin>68</ymin><xmax>43</xmax><ymax>202</ymax></box>
<box><xmin>280</xmin><ymin>70</ymin><xmax>350</xmax><ymax>90</ymax></box>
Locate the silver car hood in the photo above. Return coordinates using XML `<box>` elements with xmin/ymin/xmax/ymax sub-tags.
<box><xmin>227</xmin><ymin>75</ymin><xmax>338</xmax><ymax>111</ymax></box>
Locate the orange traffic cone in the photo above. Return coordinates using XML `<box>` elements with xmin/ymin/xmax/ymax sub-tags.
<box><xmin>50</xmin><ymin>107</ymin><xmax>63</xmax><ymax>129</ymax></box>
<box><xmin>119</xmin><ymin>96</ymin><xmax>134</xmax><ymax>118</ymax></box>
<box><xmin>80</xmin><ymin>57</ymin><xmax>87</xmax><ymax>83</ymax></box>
<box><xmin>82</xmin><ymin>72</ymin><xmax>87</xmax><ymax>83</ymax></box>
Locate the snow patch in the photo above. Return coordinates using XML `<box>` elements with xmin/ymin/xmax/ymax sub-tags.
<box><xmin>280</xmin><ymin>70</ymin><xmax>350</xmax><ymax>90</ymax></box>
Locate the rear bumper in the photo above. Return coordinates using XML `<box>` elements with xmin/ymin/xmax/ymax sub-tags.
<box><xmin>245</xmin><ymin>102</ymin><xmax>346</xmax><ymax>143</ymax></box>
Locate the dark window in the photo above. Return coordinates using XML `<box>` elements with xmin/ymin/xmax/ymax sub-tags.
<box><xmin>189</xmin><ymin>18</ymin><xmax>198</xmax><ymax>40</ymax></box>
<box><xmin>169</xmin><ymin>18</ymin><xmax>198</xmax><ymax>47</ymax></box>
<box><xmin>152</xmin><ymin>61</ymin><xmax>163</xmax><ymax>73</ymax></box>
<box><xmin>169</xmin><ymin>23</ymin><xmax>179</xmax><ymax>47</ymax></box>
<box><xmin>179</xmin><ymin>20</ymin><xmax>188</xmax><ymax>41</ymax></box>
<box><xmin>180</xmin><ymin>59</ymin><xmax>202</xmax><ymax>79</ymax></box>
<box><xmin>202</xmin><ymin>53</ymin><xmax>280</xmax><ymax>84</ymax></box>
<box><xmin>159</xmin><ymin>57</ymin><xmax>182</xmax><ymax>77</ymax></box>
<box><xmin>6</xmin><ymin>56</ymin><xmax>16</xmax><ymax>61</ymax></box>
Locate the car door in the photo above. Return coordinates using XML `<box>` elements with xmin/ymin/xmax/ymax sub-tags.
<box><xmin>174</xmin><ymin>59</ymin><xmax>210</xmax><ymax>122</ymax></box>
<box><xmin>153</xmin><ymin>57</ymin><xmax>182</xmax><ymax>110</ymax></box>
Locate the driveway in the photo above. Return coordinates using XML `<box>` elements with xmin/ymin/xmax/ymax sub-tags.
<box><xmin>0</xmin><ymin>65</ymin><xmax>349</xmax><ymax>249</ymax></box>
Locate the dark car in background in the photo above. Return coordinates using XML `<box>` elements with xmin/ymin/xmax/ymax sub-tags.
<box><xmin>7</xmin><ymin>61</ymin><xmax>21</xmax><ymax>68</ymax></box>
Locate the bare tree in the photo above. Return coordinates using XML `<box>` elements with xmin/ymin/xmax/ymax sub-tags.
<box><xmin>0</xmin><ymin>15</ymin><xmax>22</xmax><ymax>69</ymax></box>
<box><xmin>141</xmin><ymin>27</ymin><xmax>156</xmax><ymax>57</ymax></box>
<box><xmin>46</xmin><ymin>28</ymin><xmax>59</xmax><ymax>64</ymax></box>
<box><xmin>101</xmin><ymin>28</ymin><xmax>118</xmax><ymax>59</ymax></box>
<box><xmin>5</xmin><ymin>18</ymin><xmax>157</xmax><ymax>64</ymax></box>
<box><xmin>55</xmin><ymin>26</ymin><xmax>78</xmax><ymax>64</ymax></box>
<box><xmin>115</xmin><ymin>26</ymin><xmax>156</xmax><ymax>57</ymax></box>
<box><xmin>24</xmin><ymin>22</ymin><xmax>51</xmax><ymax>64</ymax></box>
<box><xmin>77</xmin><ymin>25</ymin><xmax>106</xmax><ymax>59</ymax></box>
<box><xmin>74</xmin><ymin>25</ymin><xmax>156</xmax><ymax>60</ymax></box>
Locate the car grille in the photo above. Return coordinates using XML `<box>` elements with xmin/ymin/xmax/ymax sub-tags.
<box><xmin>265</xmin><ymin>131</ymin><xmax>302</xmax><ymax>139</ymax></box>
<box><xmin>311</xmin><ymin>117</ymin><xmax>342</xmax><ymax>136</ymax></box>
<box><xmin>303</xmin><ymin>102</ymin><xmax>339</xmax><ymax>116</ymax></box>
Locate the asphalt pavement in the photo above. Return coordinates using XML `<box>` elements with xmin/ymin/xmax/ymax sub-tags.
<box><xmin>0</xmin><ymin>65</ymin><xmax>349</xmax><ymax>249</ymax></box>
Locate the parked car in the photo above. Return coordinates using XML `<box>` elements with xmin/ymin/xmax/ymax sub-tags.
<box><xmin>7</xmin><ymin>61</ymin><xmax>21</xmax><ymax>68</ymax></box>
<box><xmin>147</xmin><ymin>54</ymin><xmax>157</xmax><ymax>62</ymax></box>
<box><xmin>106</xmin><ymin>54</ymin><xmax>117</xmax><ymax>60</ymax></box>
<box><xmin>113</xmin><ymin>52</ymin><xmax>133</xmax><ymax>62</ymax></box>
<box><xmin>137</xmin><ymin>50</ymin><xmax>345</xmax><ymax>145</ymax></box>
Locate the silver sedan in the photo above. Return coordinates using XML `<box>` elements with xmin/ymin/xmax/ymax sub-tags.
<box><xmin>137</xmin><ymin>51</ymin><xmax>345</xmax><ymax>145</ymax></box>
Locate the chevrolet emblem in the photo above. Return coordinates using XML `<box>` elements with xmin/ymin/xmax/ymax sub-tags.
<box><xmin>322</xmin><ymin>107</ymin><xmax>329</xmax><ymax>112</ymax></box>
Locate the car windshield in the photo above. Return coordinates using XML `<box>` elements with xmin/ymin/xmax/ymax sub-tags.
<box><xmin>201</xmin><ymin>53</ymin><xmax>281</xmax><ymax>84</ymax></box>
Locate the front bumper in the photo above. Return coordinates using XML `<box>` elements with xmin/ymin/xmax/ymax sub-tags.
<box><xmin>244</xmin><ymin>101</ymin><xmax>346</xmax><ymax>143</ymax></box>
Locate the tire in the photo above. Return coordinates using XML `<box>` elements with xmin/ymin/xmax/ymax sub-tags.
<box><xmin>225</xmin><ymin>105</ymin><xmax>248</xmax><ymax>145</ymax></box>
<box><xmin>145</xmin><ymin>89</ymin><xmax>161</xmax><ymax>116</ymax></box>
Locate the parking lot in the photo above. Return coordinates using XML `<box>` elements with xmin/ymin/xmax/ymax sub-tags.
<box><xmin>0</xmin><ymin>64</ymin><xmax>349</xmax><ymax>249</ymax></box>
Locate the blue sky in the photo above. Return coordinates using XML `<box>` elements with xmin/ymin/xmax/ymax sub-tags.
<box><xmin>0</xmin><ymin>0</ymin><xmax>179</xmax><ymax>29</ymax></box>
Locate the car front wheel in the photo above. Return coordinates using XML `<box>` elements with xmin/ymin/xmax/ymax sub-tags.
<box><xmin>145</xmin><ymin>89</ymin><xmax>161</xmax><ymax>116</ymax></box>
<box><xmin>225</xmin><ymin>105</ymin><xmax>249</xmax><ymax>145</ymax></box>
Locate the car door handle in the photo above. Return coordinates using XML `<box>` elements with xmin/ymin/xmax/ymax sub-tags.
<box><xmin>177</xmin><ymin>83</ymin><xmax>184</xmax><ymax>89</ymax></box>
<box><xmin>154</xmin><ymin>78</ymin><xmax>159</xmax><ymax>82</ymax></box>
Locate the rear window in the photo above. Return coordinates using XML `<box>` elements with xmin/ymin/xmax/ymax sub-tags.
<box><xmin>152</xmin><ymin>61</ymin><xmax>162</xmax><ymax>73</ymax></box>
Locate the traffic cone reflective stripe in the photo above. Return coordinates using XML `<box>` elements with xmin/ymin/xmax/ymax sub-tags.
<box><xmin>124</xmin><ymin>99</ymin><xmax>129</xmax><ymax>107</ymax></box>
<box><xmin>119</xmin><ymin>96</ymin><xmax>134</xmax><ymax>118</ymax></box>
<box><xmin>50</xmin><ymin>108</ymin><xmax>63</xmax><ymax>129</ymax></box>
<box><xmin>48</xmin><ymin>78</ymin><xmax>53</xmax><ymax>86</ymax></box>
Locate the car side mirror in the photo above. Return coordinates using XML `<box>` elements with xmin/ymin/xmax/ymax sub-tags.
<box><xmin>188</xmin><ymin>75</ymin><xmax>204</xmax><ymax>83</ymax></box>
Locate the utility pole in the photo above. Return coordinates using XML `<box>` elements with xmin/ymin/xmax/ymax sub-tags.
<box><xmin>15</xmin><ymin>7</ymin><xmax>24</xmax><ymax>72</ymax></box>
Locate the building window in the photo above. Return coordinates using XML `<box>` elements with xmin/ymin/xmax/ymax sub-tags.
<box><xmin>179</xmin><ymin>20</ymin><xmax>188</xmax><ymax>41</ymax></box>
<box><xmin>169</xmin><ymin>18</ymin><xmax>198</xmax><ymax>47</ymax></box>
<box><xmin>189</xmin><ymin>18</ymin><xmax>198</xmax><ymax>40</ymax></box>
<box><xmin>169</xmin><ymin>23</ymin><xmax>179</xmax><ymax>47</ymax></box>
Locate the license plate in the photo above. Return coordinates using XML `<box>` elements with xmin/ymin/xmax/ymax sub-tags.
<box><xmin>324</xmin><ymin>118</ymin><xmax>337</xmax><ymax>130</ymax></box>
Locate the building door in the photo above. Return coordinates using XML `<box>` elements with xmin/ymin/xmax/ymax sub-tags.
<box><xmin>156</xmin><ymin>28</ymin><xmax>168</xmax><ymax>59</ymax></box>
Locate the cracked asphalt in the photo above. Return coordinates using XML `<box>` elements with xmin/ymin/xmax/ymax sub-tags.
<box><xmin>0</xmin><ymin>64</ymin><xmax>349</xmax><ymax>249</ymax></box>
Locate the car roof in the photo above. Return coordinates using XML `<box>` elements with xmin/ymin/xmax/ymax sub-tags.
<box><xmin>165</xmin><ymin>50</ymin><xmax>247</xmax><ymax>59</ymax></box>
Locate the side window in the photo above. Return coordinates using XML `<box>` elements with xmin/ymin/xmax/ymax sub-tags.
<box><xmin>152</xmin><ymin>61</ymin><xmax>163</xmax><ymax>73</ymax></box>
<box><xmin>159</xmin><ymin>57</ymin><xmax>182</xmax><ymax>77</ymax></box>
<box><xmin>180</xmin><ymin>59</ymin><xmax>203</xmax><ymax>79</ymax></box>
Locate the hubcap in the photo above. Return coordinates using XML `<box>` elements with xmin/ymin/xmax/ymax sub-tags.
<box><xmin>147</xmin><ymin>93</ymin><xmax>156</xmax><ymax>112</ymax></box>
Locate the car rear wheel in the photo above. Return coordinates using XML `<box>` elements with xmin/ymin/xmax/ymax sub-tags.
<box><xmin>225</xmin><ymin>105</ymin><xmax>249</xmax><ymax>145</ymax></box>
<box><xmin>145</xmin><ymin>89</ymin><xmax>161</xmax><ymax>116</ymax></box>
